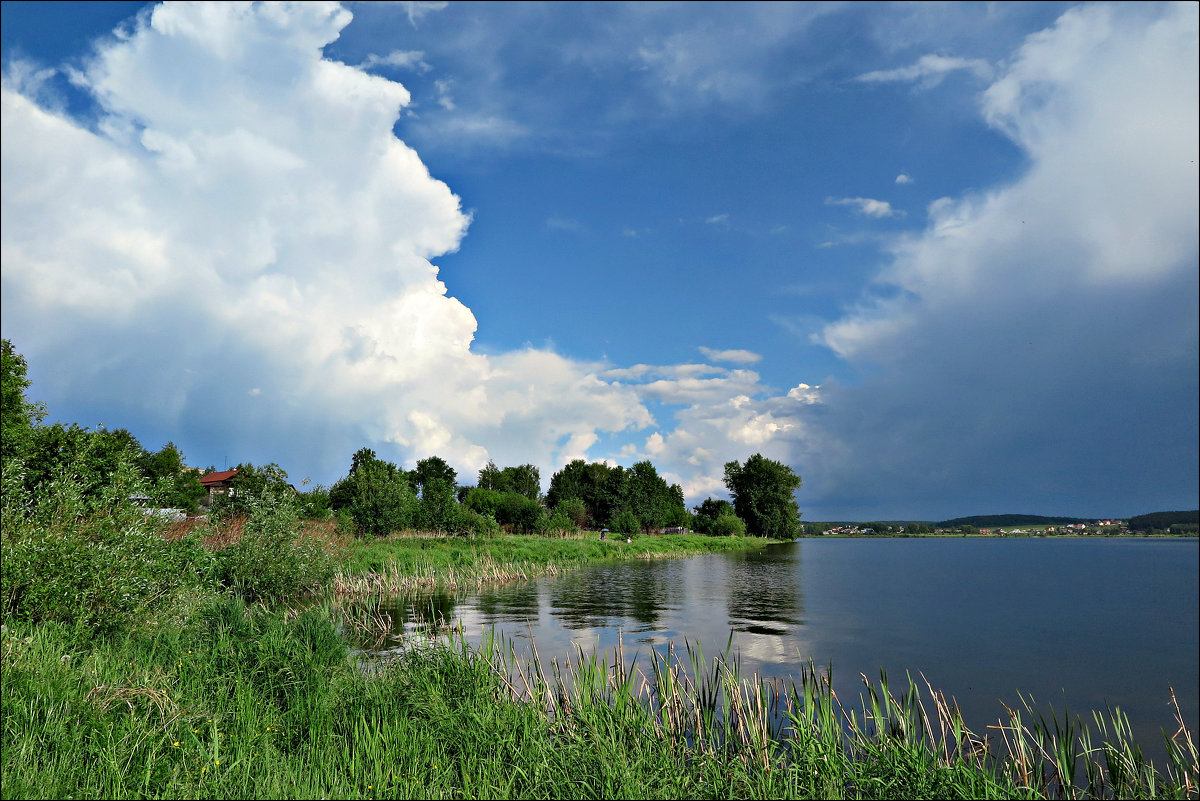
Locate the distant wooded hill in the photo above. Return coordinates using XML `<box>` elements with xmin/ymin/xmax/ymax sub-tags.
<box><xmin>1126</xmin><ymin>510</ymin><xmax>1200</xmax><ymax>531</ymax></box>
<box><xmin>937</xmin><ymin>514</ymin><xmax>1092</xmax><ymax>528</ymax></box>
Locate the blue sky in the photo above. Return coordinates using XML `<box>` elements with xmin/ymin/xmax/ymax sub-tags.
<box><xmin>2</xmin><ymin>1</ymin><xmax>1197</xmax><ymax>520</ymax></box>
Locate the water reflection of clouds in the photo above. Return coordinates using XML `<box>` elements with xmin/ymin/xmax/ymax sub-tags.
<box><xmin>729</xmin><ymin>631</ymin><xmax>816</xmax><ymax>675</ymax></box>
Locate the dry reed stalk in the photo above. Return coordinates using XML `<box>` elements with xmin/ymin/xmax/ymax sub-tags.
<box><xmin>85</xmin><ymin>683</ymin><xmax>186</xmax><ymax>741</ymax></box>
<box><xmin>160</xmin><ymin>518</ymin><xmax>201</xmax><ymax>542</ymax></box>
<box><xmin>202</xmin><ymin>516</ymin><xmax>246</xmax><ymax>551</ymax></box>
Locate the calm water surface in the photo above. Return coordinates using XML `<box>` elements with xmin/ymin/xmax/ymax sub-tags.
<box><xmin>368</xmin><ymin>537</ymin><xmax>1198</xmax><ymax>761</ymax></box>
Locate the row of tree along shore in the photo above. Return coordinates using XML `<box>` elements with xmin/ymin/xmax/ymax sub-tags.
<box><xmin>3</xmin><ymin>338</ymin><xmax>803</xmax><ymax>542</ymax></box>
<box><xmin>4</xmin><ymin>338</ymin><xmax>1197</xmax><ymax>800</ymax></box>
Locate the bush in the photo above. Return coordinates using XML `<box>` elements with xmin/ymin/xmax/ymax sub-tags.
<box><xmin>340</xmin><ymin>460</ymin><xmax>417</xmax><ymax>537</ymax></box>
<box><xmin>537</xmin><ymin>510</ymin><xmax>578</xmax><ymax>537</ymax></box>
<box><xmin>709</xmin><ymin>512</ymin><xmax>746</xmax><ymax>537</ymax></box>
<box><xmin>555</xmin><ymin>497</ymin><xmax>588</xmax><ymax>529</ymax></box>
<box><xmin>459</xmin><ymin>508</ymin><xmax>501</xmax><ymax>538</ymax></box>
<box><xmin>1</xmin><ymin>457</ymin><xmax>214</xmax><ymax>636</ymax></box>
<box><xmin>610</xmin><ymin>508</ymin><xmax>640</xmax><ymax>535</ymax></box>
<box><xmin>496</xmin><ymin>492</ymin><xmax>544</xmax><ymax>533</ymax></box>
<box><xmin>214</xmin><ymin>490</ymin><xmax>336</xmax><ymax>601</ymax></box>
<box><xmin>299</xmin><ymin>484</ymin><xmax>333</xmax><ymax>519</ymax></box>
<box><xmin>462</xmin><ymin>487</ymin><xmax>503</xmax><ymax>519</ymax></box>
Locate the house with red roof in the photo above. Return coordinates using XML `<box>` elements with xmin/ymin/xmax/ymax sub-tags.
<box><xmin>199</xmin><ymin>469</ymin><xmax>238</xmax><ymax>507</ymax></box>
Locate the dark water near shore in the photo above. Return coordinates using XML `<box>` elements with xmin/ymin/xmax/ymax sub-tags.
<box><xmin>367</xmin><ymin>537</ymin><xmax>1199</xmax><ymax>764</ymax></box>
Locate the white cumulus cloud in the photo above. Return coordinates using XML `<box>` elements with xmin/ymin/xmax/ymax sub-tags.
<box><xmin>826</xmin><ymin>196</ymin><xmax>902</xmax><ymax>218</ymax></box>
<box><xmin>0</xmin><ymin>1</ymin><xmax>814</xmax><ymax>503</ymax></box>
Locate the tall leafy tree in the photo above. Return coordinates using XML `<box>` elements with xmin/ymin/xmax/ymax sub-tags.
<box><xmin>140</xmin><ymin>442</ymin><xmax>205</xmax><ymax>513</ymax></box>
<box><xmin>329</xmin><ymin>448</ymin><xmax>416</xmax><ymax>537</ymax></box>
<box><xmin>478</xmin><ymin>460</ymin><xmax>541</xmax><ymax>500</ymax></box>
<box><xmin>413</xmin><ymin>455</ymin><xmax>457</xmax><ymax>497</ymax></box>
<box><xmin>1</xmin><ymin>339</ymin><xmax>46</xmax><ymax>461</ymax></box>
<box><xmin>625</xmin><ymin>460</ymin><xmax>687</xmax><ymax>531</ymax></box>
<box><xmin>547</xmin><ymin>459</ymin><xmax>620</xmax><ymax>528</ymax></box>
<box><xmin>502</xmin><ymin>463</ymin><xmax>541</xmax><ymax>501</ymax></box>
<box><xmin>477</xmin><ymin>460</ymin><xmax>503</xmax><ymax>492</ymax></box>
<box><xmin>416</xmin><ymin>477</ymin><xmax>460</xmax><ymax>533</ymax></box>
<box><xmin>692</xmin><ymin>497</ymin><xmax>737</xmax><ymax>535</ymax></box>
<box><xmin>723</xmin><ymin>454</ymin><xmax>802</xmax><ymax>539</ymax></box>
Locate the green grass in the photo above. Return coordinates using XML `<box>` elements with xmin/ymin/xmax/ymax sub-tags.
<box><xmin>4</xmin><ymin>599</ymin><xmax>1196</xmax><ymax>800</ymax></box>
<box><xmin>0</xmin><ymin>600</ymin><xmax>1005</xmax><ymax>800</ymax></box>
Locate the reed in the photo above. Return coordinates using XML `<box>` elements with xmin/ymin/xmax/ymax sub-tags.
<box><xmin>462</xmin><ymin>629</ymin><xmax>1197</xmax><ymax>800</ymax></box>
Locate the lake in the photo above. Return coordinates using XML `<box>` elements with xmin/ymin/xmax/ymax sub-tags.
<box><xmin>364</xmin><ymin>536</ymin><xmax>1199</xmax><ymax>764</ymax></box>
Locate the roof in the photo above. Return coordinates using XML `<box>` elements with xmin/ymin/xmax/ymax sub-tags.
<box><xmin>199</xmin><ymin>469</ymin><xmax>239</xmax><ymax>486</ymax></box>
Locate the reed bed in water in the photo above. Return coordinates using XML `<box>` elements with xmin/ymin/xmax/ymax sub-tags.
<box><xmin>331</xmin><ymin>532</ymin><xmax>771</xmax><ymax>596</ymax></box>
<box><xmin>463</xmin><ymin>630</ymin><xmax>1198</xmax><ymax>800</ymax></box>
<box><xmin>331</xmin><ymin>555</ymin><xmax>562</xmax><ymax>595</ymax></box>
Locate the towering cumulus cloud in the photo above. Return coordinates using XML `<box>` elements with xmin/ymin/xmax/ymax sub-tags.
<box><xmin>1</xmin><ymin>2</ymin><xmax>657</xmax><ymax>480</ymax></box>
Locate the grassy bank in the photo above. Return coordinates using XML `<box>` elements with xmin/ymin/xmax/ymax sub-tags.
<box><xmin>4</xmin><ymin>474</ymin><xmax>1197</xmax><ymax>799</ymax></box>
<box><xmin>334</xmin><ymin>531</ymin><xmax>775</xmax><ymax>594</ymax></box>
<box><xmin>4</xmin><ymin>598</ymin><xmax>1195</xmax><ymax>800</ymax></box>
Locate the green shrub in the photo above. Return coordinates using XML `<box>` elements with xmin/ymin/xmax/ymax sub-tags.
<box><xmin>459</xmin><ymin>508</ymin><xmax>502</xmax><ymax>538</ymax></box>
<box><xmin>214</xmin><ymin>491</ymin><xmax>336</xmax><ymax>601</ymax></box>
<box><xmin>555</xmin><ymin>496</ymin><xmax>588</xmax><ymax>529</ymax></box>
<box><xmin>709</xmin><ymin>512</ymin><xmax>746</xmax><ymax>537</ymax></box>
<box><xmin>1</xmin><ymin>457</ymin><xmax>214</xmax><ymax>635</ymax></box>
<box><xmin>537</xmin><ymin>510</ymin><xmax>577</xmax><ymax>537</ymax></box>
<box><xmin>610</xmin><ymin>508</ymin><xmax>640</xmax><ymax>534</ymax></box>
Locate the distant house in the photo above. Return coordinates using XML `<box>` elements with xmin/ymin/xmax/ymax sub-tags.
<box><xmin>199</xmin><ymin>469</ymin><xmax>239</xmax><ymax>506</ymax></box>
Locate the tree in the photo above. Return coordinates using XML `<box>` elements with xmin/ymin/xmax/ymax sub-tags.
<box><xmin>140</xmin><ymin>442</ymin><xmax>205</xmax><ymax>513</ymax></box>
<box><xmin>477</xmin><ymin>460</ymin><xmax>541</xmax><ymax>500</ymax></box>
<box><xmin>625</xmin><ymin>460</ymin><xmax>686</xmax><ymax>532</ymax></box>
<box><xmin>462</xmin><ymin>486</ymin><xmax>543</xmax><ymax>533</ymax></box>
<box><xmin>554</xmin><ymin>497</ymin><xmax>588</xmax><ymax>529</ymax></box>
<box><xmin>17</xmin><ymin>422</ymin><xmax>145</xmax><ymax>506</ymax></box>
<box><xmin>329</xmin><ymin>448</ymin><xmax>416</xmax><ymax>537</ymax></box>
<box><xmin>477</xmin><ymin>460</ymin><xmax>503</xmax><ymax>492</ymax></box>
<box><xmin>692</xmin><ymin>497</ymin><xmax>737</xmax><ymax>535</ymax></box>
<box><xmin>415</xmin><ymin>477</ymin><xmax>460</xmax><ymax>533</ymax></box>
<box><xmin>547</xmin><ymin>459</ymin><xmax>621</xmax><ymax>529</ymax></box>
<box><xmin>413</xmin><ymin>456</ymin><xmax>457</xmax><ymax>497</ymax></box>
<box><xmin>503</xmin><ymin>463</ymin><xmax>541</xmax><ymax>501</ymax></box>
<box><xmin>211</xmin><ymin>462</ymin><xmax>294</xmax><ymax>517</ymax></box>
<box><xmin>723</xmin><ymin>454</ymin><xmax>802</xmax><ymax>539</ymax></box>
<box><xmin>1</xmin><ymin>339</ymin><xmax>47</xmax><ymax>461</ymax></box>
